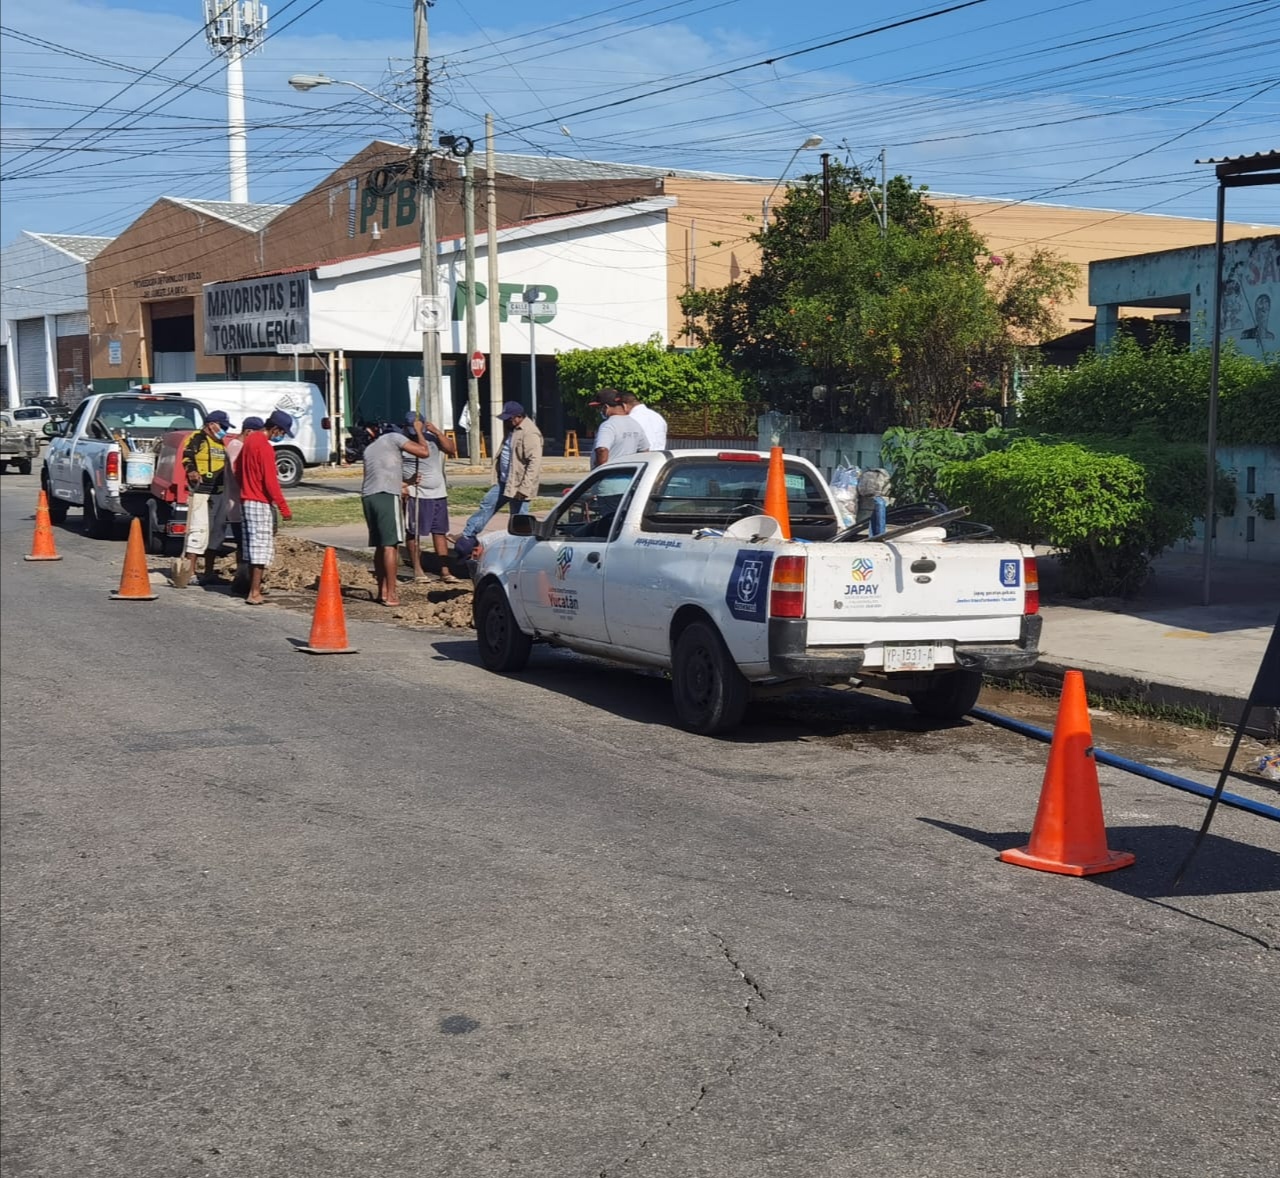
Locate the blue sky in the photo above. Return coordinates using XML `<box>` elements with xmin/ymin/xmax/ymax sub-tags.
<box><xmin>2</xmin><ymin>0</ymin><xmax>1277</xmax><ymax>244</ymax></box>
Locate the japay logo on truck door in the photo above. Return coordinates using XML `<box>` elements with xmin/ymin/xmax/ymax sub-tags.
<box><xmin>1000</xmin><ymin>559</ymin><xmax>1021</xmax><ymax>587</ymax></box>
<box><xmin>725</xmin><ymin>550</ymin><xmax>774</xmax><ymax>623</ymax></box>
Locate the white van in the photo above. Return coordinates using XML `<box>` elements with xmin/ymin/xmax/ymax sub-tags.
<box><xmin>135</xmin><ymin>381</ymin><xmax>331</xmax><ymax>487</ymax></box>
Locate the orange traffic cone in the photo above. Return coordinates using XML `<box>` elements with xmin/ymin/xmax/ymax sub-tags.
<box><xmin>110</xmin><ymin>517</ymin><xmax>158</xmax><ymax>601</ymax></box>
<box><xmin>1000</xmin><ymin>670</ymin><xmax>1135</xmax><ymax>876</ymax></box>
<box><xmin>298</xmin><ymin>547</ymin><xmax>358</xmax><ymax>655</ymax></box>
<box><xmin>24</xmin><ymin>490</ymin><xmax>62</xmax><ymax>561</ymax></box>
<box><xmin>763</xmin><ymin>445</ymin><xmax>792</xmax><ymax>540</ymax></box>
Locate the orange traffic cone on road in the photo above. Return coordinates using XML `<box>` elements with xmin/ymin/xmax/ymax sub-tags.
<box><xmin>1000</xmin><ymin>670</ymin><xmax>1135</xmax><ymax>876</ymax></box>
<box><xmin>763</xmin><ymin>445</ymin><xmax>792</xmax><ymax>540</ymax></box>
<box><xmin>297</xmin><ymin>547</ymin><xmax>357</xmax><ymax>655</ymax></box>
<box><xmin>24</xmin><ymin>490</ymin><xmax>62</xmax><ymax>561</ymax></box>
<box><xmin>110</xmin><ymin>517</ymin><xmax>158</xmax><ymax>601</ymax></box>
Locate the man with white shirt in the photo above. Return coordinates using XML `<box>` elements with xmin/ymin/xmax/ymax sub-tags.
<box><xmin>618</xmin><ymin>390</ymin><xmax>668</xmax><ymax>450</ymax></box>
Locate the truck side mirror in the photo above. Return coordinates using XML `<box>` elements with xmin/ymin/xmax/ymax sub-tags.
<box><xmin>508</xmin><ymin>513</ymin><xmax>540</xmax><ymax>539</ymax></box>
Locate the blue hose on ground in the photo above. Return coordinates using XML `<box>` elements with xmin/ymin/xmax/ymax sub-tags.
<box><xmin>971</xmin><ymin>707</ymin><xmax>1280</xmax><ymax>822</ymax></box>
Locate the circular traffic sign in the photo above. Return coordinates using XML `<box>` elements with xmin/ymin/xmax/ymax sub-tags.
<box><xmin>470</xmin><ymin>350</ymin><xmax>486</xmax><ymax>378</ymax></box>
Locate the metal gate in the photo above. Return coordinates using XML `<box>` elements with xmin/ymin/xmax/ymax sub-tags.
<box><xmin>16</xmin><ymin>318</ymin><xmax>47</xmax><ymax>396</ymax></box>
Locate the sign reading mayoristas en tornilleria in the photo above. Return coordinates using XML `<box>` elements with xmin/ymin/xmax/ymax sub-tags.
<box><xmin>203</xmin><ymin>275</ymin><xmax>309</xmax><ymax>355</ymax></box>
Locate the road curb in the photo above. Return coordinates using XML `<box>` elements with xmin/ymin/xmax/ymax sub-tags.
<box><xmin>994</xmin><ymin>658</ymin><xmax>1279</xmax><ymax>738</ymax></box>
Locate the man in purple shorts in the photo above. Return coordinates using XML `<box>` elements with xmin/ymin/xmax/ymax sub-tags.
<box><xmin>401</xmin><ymin>413</ymin><xmax>458</xmax><ymax>583</ymax></box>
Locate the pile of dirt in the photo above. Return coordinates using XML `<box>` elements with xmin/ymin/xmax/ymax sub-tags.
<box><xmin>212</xmin><ymin>536</ymin><xmax>477</xmax><ymax>629</ymax></box>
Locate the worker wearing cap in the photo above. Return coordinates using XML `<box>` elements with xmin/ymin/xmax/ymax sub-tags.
<box><xmin>451</xmin><ymin>401</ymin><xmax>543</xmax><ymax>559</ymax></box>
<box><xmin>178</xmin><ymin>408</ymin><xmax>234</xmax><ymax>586</ymax></box>
<box><xmin>237</xmin><ymin>410</ymin><xmax>296</xmax><ymax>604</ymax></box>
<box><xmin>589</xmin><ymin>388</ymin><xmax>648</xmax><ymax>467</ymax></box>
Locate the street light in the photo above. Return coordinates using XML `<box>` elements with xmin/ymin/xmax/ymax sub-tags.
<box><xmin>286</xmin><ymin>74</ymin><xmax>412</xmax><ymax>115</ymax></box>
<box><xmin>288</xmin><ymin>45</ymin><xmax>446</xmax><ymax>428</ymax></box>
<box><xmin>762</xmin><ymin>134</ymin><xmax>823</xmax><ymax>230</ymax></box>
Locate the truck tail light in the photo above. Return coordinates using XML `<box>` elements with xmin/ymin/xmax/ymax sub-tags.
<box><xmin>105</xmin><ymin>450</ymin><xmax>120</xmax><ymax>480</ymax></box>
<box><xmin>1023</xmin><ymin>556</ymin><xmax>1040</xmax><ymax>615</ymax></box>
<box><xmin>770</xmin><ymin>555</ymin><xmax>807</xmax><ymax>618</ymax></box>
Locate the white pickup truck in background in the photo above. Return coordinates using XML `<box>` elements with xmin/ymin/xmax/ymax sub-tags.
<box><xmin>472</xmin><ymin>450</ymin><xmax>1042</xmax><ymax>733</ymax></box>
<box><xmin>41</xmin><ymin>391</ymin><xmax>206</xmax><ymax>539</ymax></box>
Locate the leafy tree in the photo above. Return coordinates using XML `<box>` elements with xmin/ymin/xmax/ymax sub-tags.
<box><xmin>555</xmin><ymin>336</ymin><xmax>747</xmax><ymax>427</ymax></box>
<box><xmin>680</xmin><ymin>161</ymin><xmax>1076</xmax><ymax>430</ymax></box>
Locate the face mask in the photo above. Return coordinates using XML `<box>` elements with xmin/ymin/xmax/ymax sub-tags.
<box><xmin>212</xmin><ymin>428</ymin><xmax>226</xmax><ymax>440</ymax></box>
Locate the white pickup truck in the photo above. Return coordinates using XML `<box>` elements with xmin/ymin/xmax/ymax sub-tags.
<box><xmin>472</xmin><ymin>449</ymin><xmax>1042</xmax><ymax>734</ymax></box>
<box><xmin>42</xmin><ymin>391</ymin><xmax>206</xmax><ymax>539</ymax></box>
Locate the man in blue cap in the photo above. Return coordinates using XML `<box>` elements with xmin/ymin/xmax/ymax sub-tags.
<box><xmin>450</xmin><ymin>401</ymin><xmax>543</xmax><ymax>558</ymax></box>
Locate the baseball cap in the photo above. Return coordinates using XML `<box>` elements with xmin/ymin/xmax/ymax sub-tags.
<box><xmin>404</xmin><ymin>411</ymin><xmax>420</xmax><ymax>426</ymax></box>
<box><xmin>241</xmin><ymin>415</ymin><xmax>265</xmax><ymax>431</ymax></box>
<box><xmin>588</xmin><ymin>388</ymin><xmax>624</xmax><ymax>408</ymax></box>
<box><xmin>454</xmin><ymin>533</ymin><xmax>479</xmax><ymax>558</ymax></box>
<box><xmin>206</xmin><ymin>409</ymin><xmax>235</xmax><ymax>429</ymax></box>
<box><xmin>266</xmin><ymin>408</ymin><xmax>296</xmax><ymax>437</ymax></box>
<box><xmin>497</xmin><ymin>401</ymin><xmax>525</xmax><ymax>421</ymax></box>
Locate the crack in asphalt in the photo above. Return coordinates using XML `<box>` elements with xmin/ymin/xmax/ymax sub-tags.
<box><xmin>598</xmin><ymin>931</ymin><xmax>782</xmax><ymax>1176</ymax></box>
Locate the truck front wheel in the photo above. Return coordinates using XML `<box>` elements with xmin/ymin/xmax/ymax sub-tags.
<box><xmin>17</xmin><ymin>458</ymin><xmax>32</xmax><ymax>475</ymax></box>
<box><xmin>906</xmin><ymin>669</ymin><xmax>983</xmax><ymax>723</ymax></box>
<box><xmin>42</xmin><ymin>471</ymin><xmax>69</xmax><ymax>523</ymax></box>
<box><xmin>672</xmin><ymin>620</ymin><xmax>748</xmax><ymax>735</ymax></box>
<box><xmin>475</xmin><ymin>584</ymin><xmax>532</xmax><ymax>672</ymax></box>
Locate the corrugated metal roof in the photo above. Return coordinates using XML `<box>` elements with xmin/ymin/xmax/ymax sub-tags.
<box><xmin>28</xmin><ymin>232</ymin><xmax>114</xmax><ymax>262</ymax></box>
<box><xmin>1195</xmin><ymin>149</ymin><xmax>1279</xmax><ymax>165</ymax></box>
<box><xmin>166</xmin><ymin>197</ymin><xmax>287</xmax><ymax>232</ymax></box>
<box><xmin>489</xmin><ymin>151</ymin><xmax>766</xmax><ymax>184</ymax></box>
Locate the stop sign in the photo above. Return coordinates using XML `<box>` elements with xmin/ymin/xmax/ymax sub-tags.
<box><xmin>469</xmin><ymin>350</ymin><xmax>486</xmax><ymax>378</ymax></box>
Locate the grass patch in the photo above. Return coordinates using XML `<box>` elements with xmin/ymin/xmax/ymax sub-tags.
<box><xmin>284</xmin><ymin>490</ymin><xmax>557</xmax><ymax>529</ymax></box>
<box><xmin>988</xmin><ymin>673</ymin><xmax>1222</xmax><ymax>729</ymax></box>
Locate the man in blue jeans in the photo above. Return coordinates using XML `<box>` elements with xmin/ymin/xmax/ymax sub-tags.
<box><xmin>451</xmin><ymin>401</ymin><xmax>543</xmax><ymax>558</ymax></box>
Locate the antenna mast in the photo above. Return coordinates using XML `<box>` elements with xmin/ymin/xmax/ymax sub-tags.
<box><xmin>204</xmin><ymin>1</ymin><xmax>268</xmax><ymax>202</ymax></box>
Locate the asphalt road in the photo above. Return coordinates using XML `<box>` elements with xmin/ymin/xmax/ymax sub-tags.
<box><xmin>2</xmin><ymin>470</ymin><xmax>1277</xmax><ymax>1178</ymax></box>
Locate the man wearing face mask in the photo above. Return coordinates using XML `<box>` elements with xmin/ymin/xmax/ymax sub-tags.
<box><xmin>177</xmin><ymin>409</ymin><xmax>234</xmax><ymax>586</ymax></box>
<box><xmin>237</xmin><ymin>410</ymin><xmax>295</xmax><ymax>605</ymax></box>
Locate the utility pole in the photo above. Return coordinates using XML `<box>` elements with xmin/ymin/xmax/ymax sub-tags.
<box><xmin>879</xmin><ymin>147</ymin><xmax>888</xmax><ymax>236</ymax></box>
<box><xmin>820</xmin><ymin>152</ymin><xmax>831</xmax><ymax>239</ymax></box>
<box><xmin>485</xmin><ymin>113</ymin><xmax>504</xmax><ymax>463</ymax></box>
<box><xmin>463</xmin><ymin>150</ymin><xmax>481</xmax><ymax>463</ymax></box>
<box><xmin>414</xmin><ymin>0</ymin><xmax>445</xmax><ymax>426</ymax></box>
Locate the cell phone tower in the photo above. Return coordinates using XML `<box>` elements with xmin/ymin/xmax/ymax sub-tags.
<box><xmin>204</xmin><ymin>1</ymin><xmax>268</xmax><ymax>203</ymax></box>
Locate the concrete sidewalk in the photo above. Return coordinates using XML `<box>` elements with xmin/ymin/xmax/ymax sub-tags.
<box><xmin>287</xmin><ymin>510</ymin><xmax>1278</xmax><ymax>734</ymax></box>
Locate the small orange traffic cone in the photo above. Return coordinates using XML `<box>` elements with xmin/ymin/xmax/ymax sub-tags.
<box><xmin>762</xmin><ymin>445</ymin><xmax>792</xmax><ymax>540</ymax></box>
<box><xmin>24</xmin><ymin>490</ymin><xmax>62</xmax><ymax>561</ymax></box>
<box><xmin>110</xmin><ymin>517</ymin><xmax>158</xmax><ymax>601</ymax></box>
<box><xmin>1000</xmin><ymin>670</ymin><xmax>1135</xmax><ymax>876</ymax></box>
<box><xmin>298</xmin><ymin>547</ymin><xmax>357</xmax><ymax>655</ymax></box>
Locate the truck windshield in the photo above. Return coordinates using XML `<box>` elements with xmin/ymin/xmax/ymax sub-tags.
<box><xmin>642</xmin><ymin>457</ymin><xmax>838</xmax><ymax>539</ymax></box>
<box><xmin>92</xmin><ymin>398</ymin><xmax>205</xmax><ymax>437</ymax></box>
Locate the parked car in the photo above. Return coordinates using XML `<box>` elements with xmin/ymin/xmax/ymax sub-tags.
<box><xmin>8</xmin><ymin>405</ymin><xmax>55</xmax><ymax>437</ymax></box>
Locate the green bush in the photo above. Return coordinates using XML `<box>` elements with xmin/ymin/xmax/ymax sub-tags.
<box><xmin>1019</xmin><ymin>332</ymin><xmax>1279</xmax><ymax>444</ymax></box>
<box><xmin>555</xmin><ymin>336</ymin><xmax>747</xmax><ymax>428</ymax></box>
<box><xmin>880</xmin><ymin>425</ymin><xmax>1015</xmax><ymax>503</ymax></box>
<box><xmin>939</xmin><ymin>441</ymin><xmax>1163</xmax><ymax>597</ymax></box>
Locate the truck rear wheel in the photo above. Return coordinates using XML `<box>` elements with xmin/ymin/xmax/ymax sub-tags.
<box><xmin>672</xmin><ymin>620</ymin><xmax>748</xmax><ymax>735</ymax></box>
<box><xmin>906</xmin><ymin>669</ymin><xmax>983</xmax><ymax>722</ymax></box>
<box><xmin>82</xmin><ymin>478</ymin><xmax>114</xmax><ymax>539</ymax></box>
<box><xmin>275</xmin><ymin>448</ymin><xmax>304</xmax><ymax>488</ymax></box>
